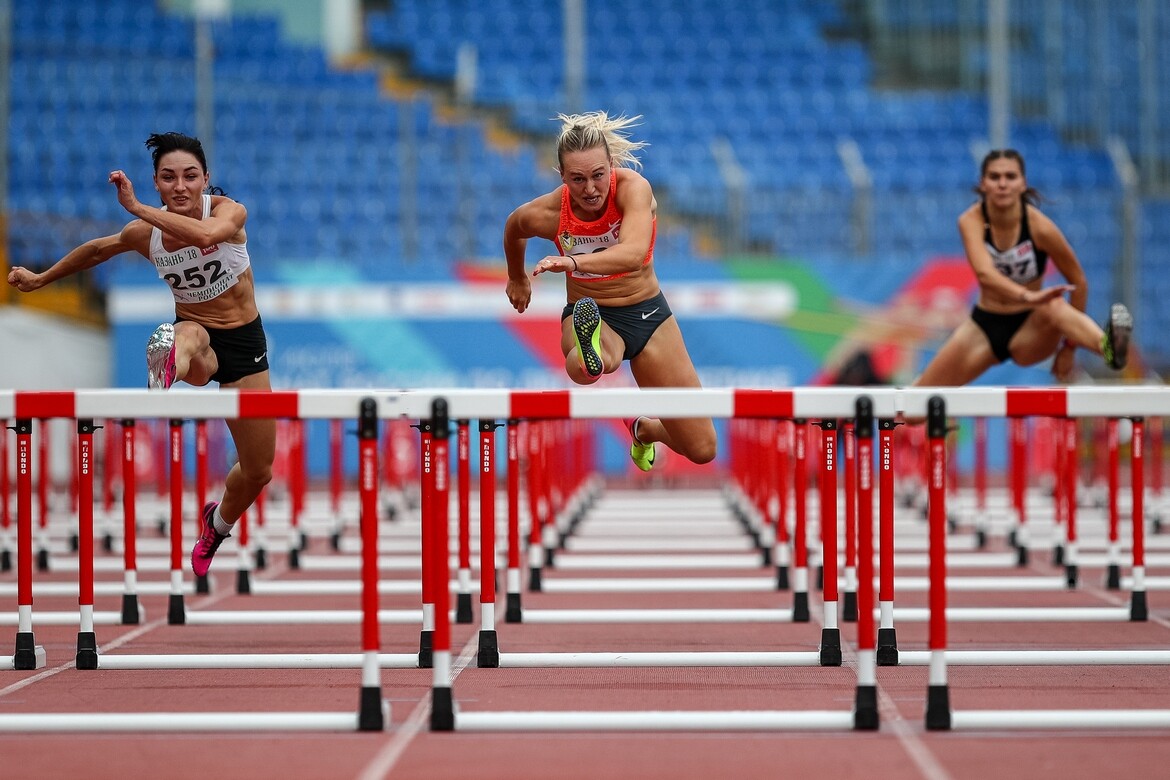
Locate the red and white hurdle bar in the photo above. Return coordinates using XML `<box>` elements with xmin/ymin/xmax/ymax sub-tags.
<box><xmin>1</xmin><ymin>391</ymin><xmax>388</xmax><ymax>731</ymax></box>
<box><xmin>903</xmin><ymin>393</ymin><xmax>1170</xmax><ymax>730</ymax></box>
<box><xmin>3</xmin><ymin>386</ymin><xmax>1168</xmax><ymax>731</ymax></box>
<box><xmin>416</xmin><ymin>385</ymin><xmax>1167</xmax><ymax>732</ymax></box>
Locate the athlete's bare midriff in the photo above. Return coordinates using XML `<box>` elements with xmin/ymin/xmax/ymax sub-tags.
<box><xmin>566</xmin><ymin>264</ymin><xmax>661</xmax><ymax>308</ymax></box>
<box><xmin>172</xmin><ymin>266</ymin><xmax>259</xmax><ymax>328</ymax></box>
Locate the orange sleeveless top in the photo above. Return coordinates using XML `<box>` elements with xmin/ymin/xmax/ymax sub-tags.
<box><xmin>555</xmin><ymin>172</ymin><xmax>655</xmax><ymax>282</ymax></box>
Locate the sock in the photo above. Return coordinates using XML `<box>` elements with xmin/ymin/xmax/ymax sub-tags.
<box><xmin>213</xmin><ymin>505</ymin><xmax>233</xmax><ymax>536</ymax></box>
<box><xmin>632</xmin><ymin>417</ymin><xmax>645</xmax><ymax>445</ymax></box>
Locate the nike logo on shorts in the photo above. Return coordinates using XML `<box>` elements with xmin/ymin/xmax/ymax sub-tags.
<box><xmin>253</xmin><ymin>352</ymin><xmax>267</xmax><ymax>363</ymax></box>
<box><xmin>641</xmin><ymin>307</ymin><xmax>659</xmax><ymax>320</ymax></box>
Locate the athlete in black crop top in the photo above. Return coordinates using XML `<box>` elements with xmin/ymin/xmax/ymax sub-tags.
<box><xmin>911</xmin><ymin>149</ymin><xmax>1132</xmax><ymax>390</ymax></box>
<box><xmin>980</xmin><ymin>197</ymin><xmax>1049</xmax><ymax>285</ymax></box>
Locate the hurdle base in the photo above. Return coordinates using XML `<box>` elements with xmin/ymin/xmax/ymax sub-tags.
<box><xmin>36</xmin><ymin>548</ymin><xmax>49</xmax><ymax>571</ymax></box>
<box><xmin>13</xmin><ymin>633</ymin><xmax>46</xmax><ymax>670</ymax></box>
<box><xmin>477</xmin><ymin>630</ymin><xmax>499</xmax><ymax>668</ymax></box>
<box><xmin>167</xmin><ymin>594</ymin><xmax>185</xmax><ymax>625</ymax></box>
<box><xmin>456</xmin><ymin>593</ymin><xmax>474</xmax><ymax>624</ymax></box>
<box><xmin>925</xmin><ymin>684</ymin><xmax>952</xmax><ymax>730</ymax></box>
<box><xmin>819</xmin><ymin>628</ymin><xmax>842</xmax><ymax>667</ymax></box>
<box><xmin>288</xmin><ymin>546</ymin><xmax>300</xmax><ymax>569</ymax></box>
<box><xmin>792</xmin><ymin>591</ymin><xmax>810</xmax><ymax>623</ymax></box>
<box><xmin>1052</xmin><ymin>544</ymin><xmax>1064</xmax><ymax>566</ymax></box>
<box><xmin>236</xmin><ymin>569</ymin><xmax>251</xmax><ymax>595</ymax></box>
<box><xmin>1015</xmin><ymin>544</ymin><xmax>1029</xmax><ymax>567</ymax></box>
<box><xmin>974</xmin><ymin>528</ymin><xmax>987</xmax><ymax>549</ymax></box>
<box><xmin>0</xmin><ymin>549</ymin><xmax>10</xmax><ymax>572</ymax></box>
<box><xmin>358</xmin><ymin>686</ymin><xmax>385</xmax><ymax>731</ymax></box>
<box><xmin>776</xmin><ymin>565</ymin><xmax>789</xmax><ymax>591</ymax></box>
<box><xmin>1154</xmin><ymin>516</ymin><xmax>1163</xmax><ymax>534</ymax></box>
<box><xmin>430</xmin><ymin>686</ymin><xmax>455</xmax><ymax>731</ymax></box>
<box><xmin>842</xmin><ymin>591</ymin><xmax>858</xmax><ymax>622</ymax></box>
<box><xmin>102</xmin><ymin>532</ymin><xmax>114</xmax><ymax>553</ymax></box>
<box><xmin>329</xmin><ymin>532</ymin><xmax>341</xmax><ymax>552</ymax></box>
<box><xmin>76</xmin><ymin>631</ymin><xmax>98</xmax><ymax>670</ymax></box>
<box><xmin>195</xmin><ymin>574</ymin><xmax>211</xmax><ymax>595</ymax></box>
<box><xmin>815</xmin><ymin>564</ymin><xmax>824</xmax><ymax>591</ymax></box>
<box><xmin>853</xmin><ymin>685</ymin><xmax>879</xmax><ymax>731</ymax></box>
<box><xmin>760</xmin><ymin>546</ymin><xmax>772</xmax><ymax>567</ymax></box>
<box><xmin>254</xmin><ymin>547</ymin><xmax>267</xmax><ymax>570</ymax></box>
<box><xmin>418</xmin><ymin>630</ymin><xmax>433</xmax><ymax>668</ymax></box>
<box><xmin>1107</xmin><ymin>564</ymin><xmax>1122</xmax><ymax>590</ymax></box>
<box><xmin>543</xmin><ymin>547</ymin><xmax>555</xmax><ymax>567</ymax></box>
<box><xmin>120</xmin><ymin>593</ymin><xmax>140</xmax><ymax>625</ymax></box>
<box><xmin>69</xmin><ymin>533</ymin><xmax>79</xmax><ymax>552</ymax></box>
<box><xmin>876</xmin><ymin>628</ymin><xmax>899</xmax><ymax>666</ymax></box>
<box><xmin>505</xmin><ymin>593</ymin><xmax>522</xmax><ymax>623</ymax></box>
<box><xmin>1130</xmin><ymin>591</ymin><xmax>1148</xmax><ymax>621</ymax></box>
<box><xmin>1065</xmin><ymin>564</ymin><xmax>1078</xmax><ymax>589</ymax></box>
<box><xmin>528</xmin><ymin>566</ymin><xmax>543</xmax><ymax>592</ymax></box>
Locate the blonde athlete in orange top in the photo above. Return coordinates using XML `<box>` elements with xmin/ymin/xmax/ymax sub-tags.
<box><xmin>504</xmin><ymin>112</ymin><xmax>716</xmax><ymax>471</ymax></box>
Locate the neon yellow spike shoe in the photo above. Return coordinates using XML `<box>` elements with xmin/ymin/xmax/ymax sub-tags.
<box><xmin>625</xmin><ymin>417</ymin><xmax>656</xmax><ymax>472</ymax></box>
<box><xmin>1101</xmin><ymin>302</ymin><xmax>1133</xmax><ymax>370</ymax></box>
<box><xmin>572</xmin><ymin>297</ymin><xmax>604</xmax><ymax>379</ymax></box>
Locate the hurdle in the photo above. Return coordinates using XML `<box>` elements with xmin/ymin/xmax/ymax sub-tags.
<box><xmin>903</xmin><ymin>389</ymin><xmax>1170</xmax><ymax>731</ymax></box>
<box><xmin>0</xmin><ymin>389</ymin><xmax>388</xmax><ymax>731</ymax></box>
<box><xmin>422</xmin><ymin>390</ymin><xmax>884</xmax><ymax>731</ymax></box>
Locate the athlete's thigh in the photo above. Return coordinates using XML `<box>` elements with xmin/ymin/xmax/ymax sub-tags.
<box><xmin>914</xmin><ymin>319</ymin><xmax>998</xmax><ymax>387</ymax></box>
<box><xmin>1008</xmin><ymin>314</ymin><xmax>1061</xmax><ymax>366</ymax></box>
<box><xmin>221</xmin><ymin>370</ymin><xmax>276</xmax><ymax>473</ymax></box>
<box><xmin>628</xmin><ymin>317</ymin><xmax>702</xmax><ymax>389</ymax></box>
<box><xmin>630</xmin><ymin>318</ymin><xmax>716</xmax><ymax>456</ymax></box>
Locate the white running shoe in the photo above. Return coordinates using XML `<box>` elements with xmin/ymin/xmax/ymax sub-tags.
<box><xmin>146</xmin><ymin>323</ymin><xmax>177</xmax><ymax>390</ymax></box>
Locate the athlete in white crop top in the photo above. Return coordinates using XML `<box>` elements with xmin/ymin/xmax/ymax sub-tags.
<box><xmin>8</xmin><ymin>132</ymin><xmax>273</xmax><ymax>578</ymax></box>
<box><xmin>911</xmin><ymin>149</ymin><xmax>1132</xmax><ymax>390</ymax></box>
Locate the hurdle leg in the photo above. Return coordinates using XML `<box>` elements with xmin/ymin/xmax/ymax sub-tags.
<box><xmin>477</xmin><ymin>421</ymin><xmax>501</xmax><ymax>667</ymax></box>
<box><xmin>356</xmin><ymin>399</ymin><xmax>386</xmax><ymax>730</ymax></box>
<box><xmin>1130</xmin><ymin>418</ymin><xmax>1149</xmax><ymax>621</ymax></box>
<box><xmin>505</xmin><ymin>420</ymin><xmax>524</xmax><ymax>622</ymax></box>
<box><xmin>75</xmin><ymin>420</ymin><xmax>99</xmax><ymax>670</ymax></box>
<box><xmin>791</xmin><ymin>419</ymin><xmax>810</xmax><ymax>622</ymax></box>
<box><xmin>166</xmin><ymin>419</ymin><xmax>186</xmax><ymax>625</ymax></box>
<box><xmin>35</xmin><ymin>419</ymin><xmax>51</xmax><ymax>572</ymax></box>
<box><xmin>428</xmin><ymin>400</ymin><xmax>455</xmax><ymax>731</ymax></box>
<box><xmin>923</xmin><ymin>397</ymin><xmax>952</xmax><ymax>730</ymax></box>
<box><xmin>455</xmin><ymin>420</ymin><xmax>474</xmax><ymax>624</ymax></box>
<box><xmin>119</xmin><ymin>420</ymin><xmax>141</xmax><ymax>624</ymax></box>
<box><xmin>773</xmin><ymin>420</ymin><xmax>792</xmax><ymax>589</ymax></box>
<box><xmin>817</xmin><ymin>420</ymin><xmax>841</xmax><ymax>666</ymax></box>
<box><xmin>842</xmin><ymin>421</ymin><xmax>858</xmax><ymax>622</ymax></box>
<box><xmin>1063</xmin><ymin>418</ymin><xmax>1079</xmax><ymax>588</ymax></box>
<box><xmin>193</xmin><ymin>420</ymin><xmax>211</xmax><ymax>595</ymax></box>
<box><xmin>9</xmin><ymin>419</ymin><xmax>47</xmax><ymax>670</ymax></box>
<box><xmin>1106</xmin><ymin>418</ymin><xmax>1122</xmax><ymax>589</ymax></box>
<box><xmin>417</xmin><ymin>420</ymin><xmax>435</xmax><ymax>667</ymax></box>
<box><xmin>853</xmin><ymin>397</ymin><xmax>878</xmax><ymax>729</ymax></box>
<box><xmin>876</xmin><ymin>419</ymin><xmax>898</xmax><ymax>665</ymax></box>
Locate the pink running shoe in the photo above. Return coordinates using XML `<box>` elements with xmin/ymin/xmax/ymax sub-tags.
<box><xmin>146</xmin><ymin>322</ymin><xmax>177</xmax><ymax>390</ymax></box>
<box><xmin>191</xmin><ymin>502</ymin><xmax>229</xmax><ymax>577</ymax></box>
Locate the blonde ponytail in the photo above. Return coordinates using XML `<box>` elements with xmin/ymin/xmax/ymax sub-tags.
<box><xmin>554</xmin><ymin>111</ymin><xmax>647</xmax><ymax>171</ymax></box>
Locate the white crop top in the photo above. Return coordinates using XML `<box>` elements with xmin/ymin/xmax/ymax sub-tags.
<box><xmin>149</xmin><ymin>194</ymin><xmax>250</xmax><ymax>304</ymax></box>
